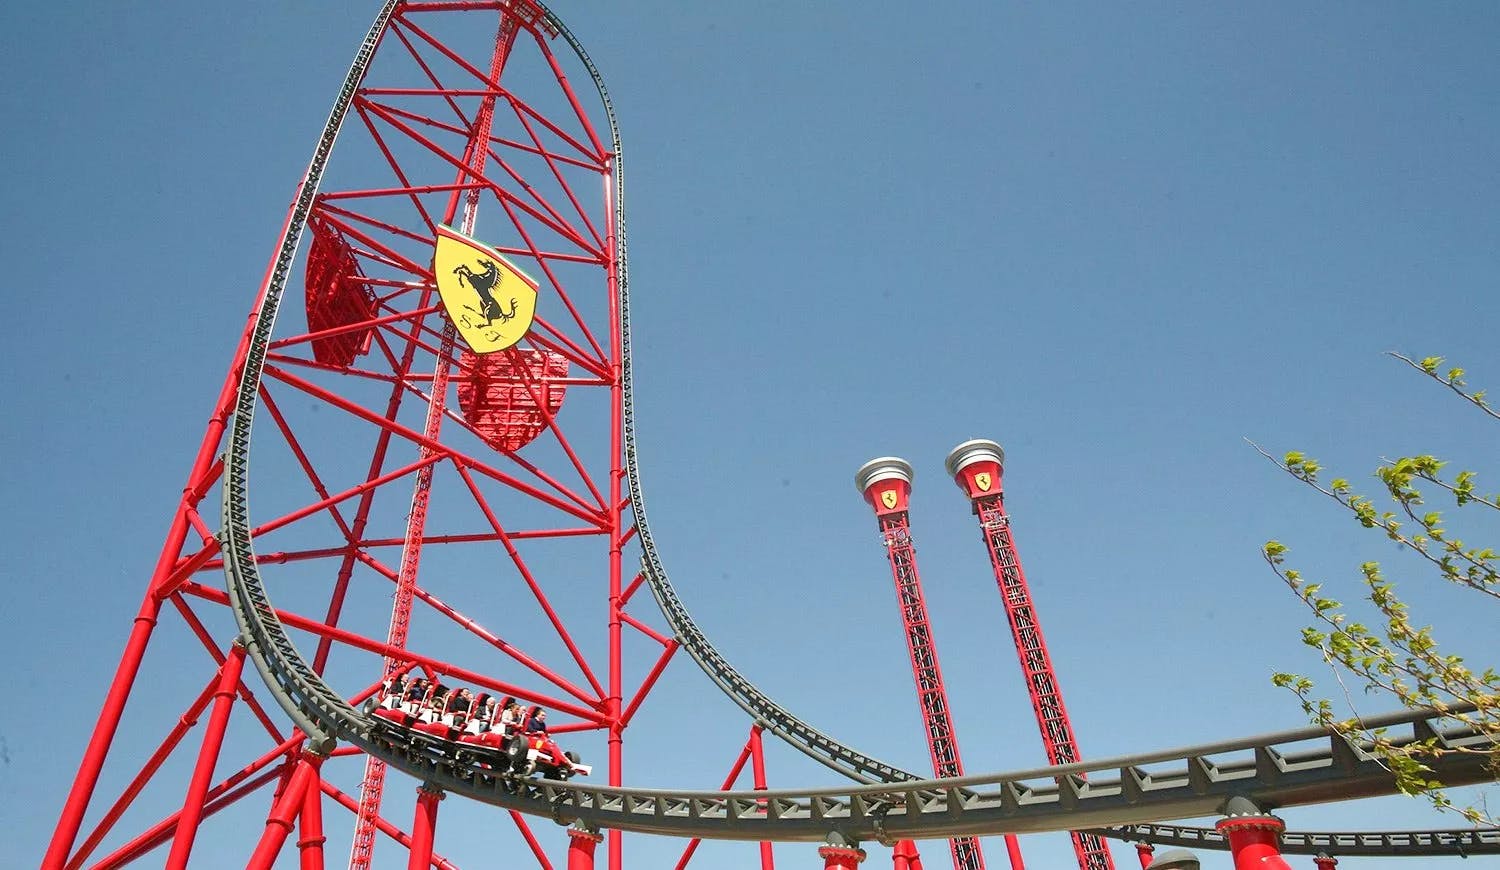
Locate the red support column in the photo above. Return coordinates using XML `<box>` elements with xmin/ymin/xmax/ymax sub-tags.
<box><xmin>164</xmin><ymin>642</ymin><xmax>248</xmax><ymax>869</ymax></box>
<box><xmin>248</xmin><ymin>756</ymin><xmax>320</xmax><ymax>870</ymax></box>
<box><xmin>819</xmin><ymin>840</ymin><xmax>867</xmax><ymax>870</ymax></box>
<box><xmin>1133</xmin><ymin>843</ymin><xmax>1153</xmax><ymax>868</ymax></box>
<box><xmin>298</xmin><ymin>756</ymin><xmax>327</xmax><ymax>870</ymax></box>
<box><xmin>567</xmin><ymin>823</ymin><xmax>604</xmax><ymax>870</ymax></box>
<box><xmin>408</xmin><ymin>786</ymin><xmax>444</xmax><ymax>870</ymax></box>
<box><xmin>43</xmin><ymin>184</ymin><xmax>301</xmax><ymax>870</ymax></box>
<box><xmin>1313</xmin><ymin>855</ymin><xmax>1337</xmax><ymax>870</ymax></box>
<box><xmin>749</xmin><ymin>726</ymin><xmax>776</xmax><ymax>870</ymax></box>
<box><xmin>893</xmin><ymin>840</ymin><xmax>924</xmax><ymax>870</ymax></box>
<box><xmin>855</xmin><ymin>457</ymin><xmax>991</xmax><ymax>870</ymax></box>
<box><xmin>1215</xmin><ymin>813</ymin><xmax>1292</xmax><ymax>870</ymax></box>
<box><xmin>945</xmin><ymin>439</ymin><xmax>1110</xmax><ymax>870</ymax></box>
<box><xmin>43</xmin><ymin>598</ymin><xmax>163</xmax><ymax>870</ymax></box>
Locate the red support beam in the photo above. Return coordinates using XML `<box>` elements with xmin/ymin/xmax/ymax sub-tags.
<box><xmin>566</xmin><ymin>825</ymin><xmax>604</xmax><ymax>870</ymax></box>
<box><xmin>298</xmin><ymin>757</ymin><xmax>327</xmax><ymax>870</ymax></box>
<box><xmin>1133</xmin><ymin>843</ymin><xmax>1153</xmax><ymax>869</ymax></box>
<box><xmin>1216</xmin><ymin>815</ymin><xmax>1293</xmax><ymax>870</ymax></box>
<box><xmin>248</xmin><ymin>757</ymin><xmax>320</xmax><ymax>870</ymax></box>
<box><xmin>893</xmin><ymin>841</ymin><xmax>924</xmax><ymax>870</ymax></box>
<box><xmin>819</xmin><ymin>842</ymin><xmax>867</xmax><ymax>870</ymax></box>
<box><xmin>749</xmin><ymin>726</ymin><xmax>775</xmax><ymax>870</ymax></box>
<box><xmin>165</xmin><ymin>642</ymin><xmax>248</xmax><ymax>869</ymax></box>
<box><xmin>407</xmin><ymin>787</ymin><xmax>444</xmax><ymax>870</ymax></box>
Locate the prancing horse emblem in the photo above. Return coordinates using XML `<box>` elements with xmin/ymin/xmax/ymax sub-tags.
<box><xmin>975</xmin><ymin>472</ymin><xmax>993</xmax><ymax>492</ymax></box>
<box><xmin>880</xmin><ymin>490</ymin><xmax>899</xmax><ymax>510</ymax></box>
<box><xmin>433</xmin><ymin>225</ymin><xmax>538</xmax><ymax>354</ymax></box>
<box><xmin>451</xmin><ymin>259</ymin><xmax>519</xmax><ymax>326</ymax></box>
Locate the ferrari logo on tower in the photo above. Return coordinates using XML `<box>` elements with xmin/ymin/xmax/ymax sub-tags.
<box><xmin>975</xmin><ymin>472</ymin><xmax>993</xmax><ymax>492</ymax></box>
<box><xmin>433</xmin><ymin>225</ymin><xmax>538</xmax><ymax>353</ymax></box>
<box><xmin>880</xmin><ymin>490</ymin><xmax>899</xmax><ymax>510</ymax></box>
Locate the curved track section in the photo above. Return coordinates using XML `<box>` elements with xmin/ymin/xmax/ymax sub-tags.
<box><xmin>218</xmin><ymin>0</ymin><xmax>1496</xmax><ymax>847</ymax></box>
<box><xmin>217</xmin><ymin>0</ymin><xmax>921</xmax><ymax>788</ymax></box>
<box><xmin>1090</xmin><ymin>823</ymin><xmax>1500</xmax><ymax>858</ymax></box>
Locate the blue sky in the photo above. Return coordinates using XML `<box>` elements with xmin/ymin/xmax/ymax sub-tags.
<box><xmin>2</xmin><ymin>2</ymin><xmax>1497</xmax><ymax>868</ymax></box>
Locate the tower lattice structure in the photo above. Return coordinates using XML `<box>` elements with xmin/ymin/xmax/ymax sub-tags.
<box><xmin>856</xmin><ymin>458</ymin><xmax>1018</xmax><ymax>870</ymax></box>
<box><xmin>946</xmin><ymin>439</ymin><xmax>1115</xmax><ymax>870</ymax></box>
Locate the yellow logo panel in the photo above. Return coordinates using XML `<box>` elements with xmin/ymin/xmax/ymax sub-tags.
<box><xmin>880</xmin><ymin>490</ymin><xmax>899</xmax><ymax>510</ymax></box>
<box><xmin>433</xmin><ymin>226</ymin><xmax>538</xmax><ymax>354</ymax></box>
<box><xmin>975</xmin><ymin>472</ymin><xmax>992</xmax><ymax>492</ymax></box>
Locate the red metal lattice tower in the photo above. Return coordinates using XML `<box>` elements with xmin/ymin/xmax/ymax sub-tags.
<box><xmin>41</xmin><ymin>4</ymin><xmax>682</xmax><ymax>868</ymax></box>
<box><xmin>944</xmin><ymin>439</ymin><xmax>1115</xmax><ymax>870</ymax></box>
<box><xmin>856</xmin><ymin>457</ymin><xmax>1016</xmax><ymax>870</ymax></box>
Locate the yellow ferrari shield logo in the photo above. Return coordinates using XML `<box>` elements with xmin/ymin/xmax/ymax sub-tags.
<box><xmin>880</xmin><ymin>490</ymin><xmax>899</xmax><ymax>510</ymax></box>
<box><xmin>975</xmin><ymin>472</ymin><xmax>992</xmax><ymax>492</ymax></box>
<box><xmin>433</xmin><ymin>225</ymin><xmax>538</xmax><ymax>353</ymax></box>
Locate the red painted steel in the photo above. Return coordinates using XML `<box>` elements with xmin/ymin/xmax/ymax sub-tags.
<box><xmin>1133</xmin><ymin>843</ymin><xmax>1153</xmax><ymax>868</ymax></box>
<box><xmin>347</xmin><ymin>16</ymin><xmax>517</xmax><ymax>863</ymax></box>
<box><xmin>893</xmin><ymin>841</ymin><xmax>924</xmax><ymax>870</ymax></box>
<box><xmin>567</xmin><ymin>826</ymin><xmax>604</xmax><ymax>870</ymax></box>
<box><xmin>1215</xmin><ymin>816</ymin><xmax>1293</xmax><ymax>870</ymax></box>
<box><xmin>1313</xmin><ymin>855</ymin><xmax>1337</xmax><ymax>870</ymax></box>
<box><xmin>749</xmin><ymin>726</ymin><xmax>776</xmax><ymax>870</ymax></box>
<box><xmin>42</xmin><ymin>184</ymin><xmax>305</xmax><ymax>870</ymax></box>
<box><xmin>858</xmin><ymin>467</ymin><xmax>990</xmax><ymax>870</ymax></box>
<box><xmin>458</xmin><ymin>347</ymin><xmax>570</xmax><ymax>451</ymax></box>
<box><xmin>947</xmin><ymin>450</ymin><xmax>1113</xmax><ymax>870</ymax></box>
<box><xmin>165</xmin><ymin>643</ymin><xmax>248</xmax><ymax>869</ymax></box>
<box><xmin>819</xmin><ymin>844</ymin><xmax>868</xmax><ymax>870</ymax></box>
<box><xmin>674</xmin><ymin>728</ymin><xmax>761</xmax><ymax>870</ymax></box>
<box><xmin>298</xmin><ymin>758</ymin><xmax>327</xmax><ymax>870</ymax></box>
<box><xmin>305</xmin><ymin>216</ymin><xmax>376</xmax><ymax>366</ymax></box>
<box><xmin>248</xmin><ymin>758</ymin><xmax>319</xmax><ymax>870</ymax></box>
<box><xmin>45</xmin><ymin>4</ymin><xmax>668</xmax><ymax>867</ymax></box>
<box><xmin>409</xmin><ymin>788</ymin><xmax>444</xmax><ymax>870</ymax></box>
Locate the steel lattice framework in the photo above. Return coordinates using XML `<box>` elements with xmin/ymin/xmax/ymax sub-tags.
<box><xmin>856</xmin><ymin>458</ymin><xmax>994</xmax><ymax>870</ymax></box>
<box><xmin>945</xmin><ymin>440</ymin><xmax>1116</xmax><ymax>870</ymax></box>
<box><xmin>41</xmin><ymin>3</ymin><xmax>1500</xmax><ymax>869</ymax></box>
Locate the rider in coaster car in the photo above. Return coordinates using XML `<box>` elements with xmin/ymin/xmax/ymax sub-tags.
<box><xmin>465</xmin><ymin>693</ymin><xmax>493</xmax><ymax>736</ymax></box>
<box><xmin>498</xmin><ymin>698</ymin><xmax>523</xmax><ymax>735</ymax></box>
<box><xmin>401</xmin><ymin>677</ymin><xmax>428</xmax><ymax>715</ymax></box>
<box><xmin>524</xmin><ymin>707</ymin><xmax>570</xmax><ymax>770</ymax></box>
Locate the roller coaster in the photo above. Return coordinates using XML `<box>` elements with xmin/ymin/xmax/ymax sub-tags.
<box><xmin>44</xmin><ymin>2</ymin><xmax>1498</xmax><ymax>868</ymax></box>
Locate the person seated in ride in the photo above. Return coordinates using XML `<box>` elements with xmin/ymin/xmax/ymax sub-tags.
<box><xmin>401</xmin><ymin>677</ymin><xmax>428</xmax><ymax>716</ymax></box>
<box><xmin>459</xmin><ymin>694</ymin><xmax>495</xmax><ymax>744</ymax></box>
<box><xmin>464</xmin><ymin>693</ymin><xmax>493</xmax><ymax>737</ymax></box>
<box><xmin>418</xmin><ymin>685</ymin><xmax>448</xmax><ymax>726</ymax></box>
<box><xmin>443</xmin><ymin>688</ymin><xmax>472</xmax><ymax>728</ymax></box>
<box><xmin>379</xmin><ymin>675</ymin><xmax>406</xmax><ymax>710</ymax></box>
<box><xmin>441</xmin><ymin>687</ymin><xmax>469</xmax><ymax>731</ymax></box>
<box><xmin>498</xmin><ymin>698</ymin><xmax>524</xmax><ymax>736</ymax></box>
<box><xmin>522</xmin><ymin>707</ymin><xmax>569</xmax><ymax>770</ymax></box>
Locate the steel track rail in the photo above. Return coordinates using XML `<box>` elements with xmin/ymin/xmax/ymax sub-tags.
<box><xmin>1089</xmin><ymin>823</ymin><xmax>1500</xmax><ymax>858</ymax></box>
<box><xmin>217</xmin><ymin>0</ymin><xmax>1497</xmax><ymax>847</ymax></box>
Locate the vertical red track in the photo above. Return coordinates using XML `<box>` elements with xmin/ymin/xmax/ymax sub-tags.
<box><xmin>946</xmin><ymin>440</ymin><xmax>1114</xmax><ymax>870</ymax></box>
<box><xmin>855</xmin><ymin>459</ymin><xmax>997</xmax><ymax>870</ymax></box>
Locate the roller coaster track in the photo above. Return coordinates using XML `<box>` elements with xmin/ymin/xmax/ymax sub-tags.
<box><xmin>218</xmin><ymin>0</ymin><xmax>1496</xmax><ymax>849</ymax></box>
<box><xmin>1088</xmin><ymin>823</ymin><xmax>1500</xmax><ymax>858</ymax></box>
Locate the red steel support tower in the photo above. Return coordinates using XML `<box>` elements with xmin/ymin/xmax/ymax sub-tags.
<box><xmin>944</xmin><ymin>439</ymin><xmax>1114</xmax><ymax>870</ymax></box>
<box><xmin>42</xmin><ymin>4</ymin><xmax>669</xmax><ymax>867</ymax></box>
<box><xmin>856</xmin><ymin>458</ymin><xmax>1014</xmax><ymax>870</ymax></box>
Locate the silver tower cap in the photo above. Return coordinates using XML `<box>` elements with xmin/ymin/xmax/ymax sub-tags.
<box><xmin>944</xmin><ymin>438</ymin><xmax>1005</xmax><ymax>479</ymax></box>
<box><xmin>854</xmin><ymin>456</ymin><xmax>914</xmax><ymax>495</ymax></box>
<box><xmin>1146</xmin><ymin>849</ymin><xmax>1200</xmax><ymax>870</ymax></box>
